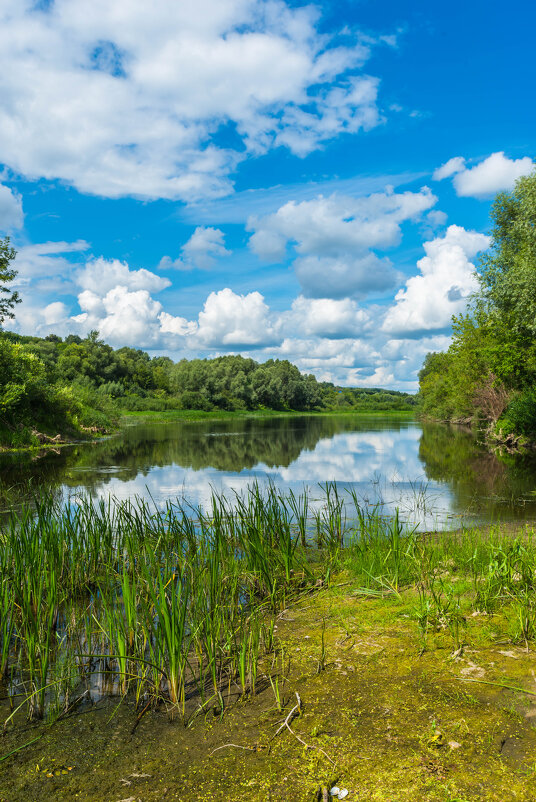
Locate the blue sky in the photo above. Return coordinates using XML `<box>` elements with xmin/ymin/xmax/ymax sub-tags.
<box><xmin>0</xmin><ymin>0</ymin><xmax>534</xmax><ymax>389</ymax></box>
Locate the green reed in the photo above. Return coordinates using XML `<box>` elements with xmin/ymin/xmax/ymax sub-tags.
<box><xmin>3</xmin><ymin>486</ymin><xmax>536</xmax><ymax>727</ymax></box>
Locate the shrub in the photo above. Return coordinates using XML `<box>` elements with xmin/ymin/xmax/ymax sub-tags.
<box><xmin>502</xmin><ymin>388</ymin><xmax>536</xmax><ymax>437</ymax></box>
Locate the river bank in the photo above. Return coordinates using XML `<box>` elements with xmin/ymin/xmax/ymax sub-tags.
<box><xmin>0</xmin><ymin>408</ymin><xmax>415</xmax><ymax>454</ymax></box>
<box><xmin>1</xmin><ymin>494</ymin><xmax>536</xmax><ymax>801</ymax></box>
<box><xmin>2</xmin><ymin>546</ymin><xmax>536</xmax><ymax>801</ymax></box>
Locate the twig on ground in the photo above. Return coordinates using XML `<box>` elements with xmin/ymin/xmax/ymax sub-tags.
<box><xmin>272</xmin><ymin>692</ymin><xmax>335</xmax><ymax>765</ymax></box>
<box><xmin>273</xmin><ymin>692</ymin><xmax>302</xmax><ymax>738</ymax></box>
<box><xmin>209</xmin><ymin>743</ymin><xmax>257</xmax><ymax>756</ymax></box>
<box><xmin>131</xmin><ymin>698</ymin><xmax>152</xmax><ymax>734</ymax></box>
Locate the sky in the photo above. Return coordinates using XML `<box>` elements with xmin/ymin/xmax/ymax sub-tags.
<box><xmin>0</xmin><ymin>0</ymin><xmax>534</xmax><ymax>390</ymax></box>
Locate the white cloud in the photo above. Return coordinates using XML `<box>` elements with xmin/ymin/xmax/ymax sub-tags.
<box><xmin>10</xmin><ymin>240</ymin><xmax>90</xmax><ymax>295</ymax></box>
<box><xmin>0</xmin><ymin>183</ymin><xmax>23</xmax><ymax>231</ymax></box>
<box><xmin>0</xmin><ymin>1</ymin><xmax>385</xmax><ymax>201</ymax></box>
<box><xmin>159</xmin><ymin>227</ymin><xmax>229</xmax><ymax>271</ymax></box>
<box><xmin>284</xmin><ymin>296</ymin><xmax>372</xmax><ymax>338</ymax></box>
<box><xmin>434</xmin><ymin>152</ymin><xmax>534</xmax><ymax>198</ymax></box>
<box><xmin>194</xmin><ymin>287</ymin><xmax>279</xmax><ymax>347</ymax></box>
<box><xmin>248</xmin><ymin>187</ymin><xmax>436</xmax><ymax>298</ymax></box>
<box><xmin>77</xmin><ymin>258</ymin><xmax>171</xmax><ymax>294</ymax></box>
<box><xmin>293</xmin><ymin>253</ymin><xmax>398</xmax><ymax>300</ymax></box>
<box><xmin>76</xmin><ymin>286</ymin><xmax>165</xmax><ymax>347</ymax></box>
<box><xmin>425</xmin><ymin>209</ymin><xmax>447</xmax><ymax>227</ymax></box>
<box><xmin>382</xmin><ymin>225</ymin><xmax>491</xmax><ymax>335</ymax></box>
<box><xmin>11</xmin><ymin>244</ymin><xmax>179</xmax><ymax>347</ymax></box>
<box><xmin>159</xmin><ymin>311</ymin><xmax>198</xmax><ymax>337</ymax></box>
<box><xmin>276</xmin><ymin>336</ymin><xmax>380</xmax><ymax>371</ymax></box>
<box><xmin>42</xmin><ymin>301</ymin><xmax>69</xmax><ymax>326</ymax></box>
<box><xmin>432</xmin><ymin>156</ymin><xmax>466</xmax><ymax>181</ymax></box>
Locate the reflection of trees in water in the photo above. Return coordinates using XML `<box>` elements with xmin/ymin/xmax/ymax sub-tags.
<box><xmin>0</xmin><ymin>415</ymin><xmax>413</xmax><ymax>499</ymax></box>
<box><xmin>0</xmin><ymin>449</ymin><xmax>67</xmax><ymax>512</ymax></box>
<box><xmin>419</xmin><ymin>422</ymin><xmax>536</xmax><ymax>508</ymax></box>
<box><xmin>80</xmin><ymin>416</ymin><xmax>407</xmax><ymax>476</ymax></box>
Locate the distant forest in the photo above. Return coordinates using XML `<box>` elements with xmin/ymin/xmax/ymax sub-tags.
<box><xmin>0</xmin><ymin>329</ymin><xmax>415</xmax><ymax>447</ymax></box>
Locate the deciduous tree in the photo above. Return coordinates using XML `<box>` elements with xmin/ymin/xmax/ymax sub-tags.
<box><xmin>0</xmin><ymin>237</ymin><xmax>21</xmax><ymax>327</ymax></box>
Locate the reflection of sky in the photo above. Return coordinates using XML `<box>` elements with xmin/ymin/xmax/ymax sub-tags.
<box><xmin>63</xmin><ymin>422</ymin><xmax>475</xmax><ymax>530</ymax></box>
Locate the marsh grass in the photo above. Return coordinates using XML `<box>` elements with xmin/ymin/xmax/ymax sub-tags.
<box><xmin>1</xmin><ymin>484</ymin><xmax>536</xmax><ymax>729</ymax></box>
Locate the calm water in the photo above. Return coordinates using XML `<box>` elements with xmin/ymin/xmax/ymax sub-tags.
<box><xmin>2</xmin><ymin>414</ymin><xmax>536</xmax><ymax>529</ymax></box>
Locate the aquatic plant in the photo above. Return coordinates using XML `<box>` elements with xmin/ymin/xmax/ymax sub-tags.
<box><xmin>2</xmin><ymin>485</ymin><xmax>536</xmax><ymax>728</ymax></box>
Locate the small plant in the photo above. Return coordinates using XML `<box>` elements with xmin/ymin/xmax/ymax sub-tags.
<box><xmin>317</xmin><ymin>618</ymin><xmax>327</xmax><ymax>673</ymax></box>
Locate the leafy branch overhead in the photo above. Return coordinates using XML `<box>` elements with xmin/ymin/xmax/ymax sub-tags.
<box><xmin>0</xmin><ymin>237</ymin><xmax>20</xmax><ymax>327</ymax></box>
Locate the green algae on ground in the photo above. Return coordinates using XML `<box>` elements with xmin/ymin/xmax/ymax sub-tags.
<box><xmin>2</xmin><ymin>579</ymin><xmax>536</xmax><ymax>802</ymax></box>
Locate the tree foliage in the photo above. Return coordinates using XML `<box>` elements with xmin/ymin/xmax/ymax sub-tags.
<box><xmin>0</xmin><ymin>325</ymin><xmax>415</xmax><ymax>446</ymax></box>
<box><xmin>0</xmin><ymin>238</ymin><xmax>21</xmax><ymax>327</ymax></box>
<box><xmin>419</xmin><ymin>166</ymin><xmax>536</xmax><ymax>434</ymax></box>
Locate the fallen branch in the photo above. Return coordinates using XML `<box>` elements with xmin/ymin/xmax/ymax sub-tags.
<box><xmin>273</xmin><ymin>692</ymin><xmax>302</xmax><ymax>738</ymax></box>
<box><xmin>457</xmin><ymin>677</ymin><xmax>536</xmax><ymax>696</ymax></box>
<box><xmin>209</xmin><ymin>743</ymin><xmax>258</xmax><ymax>756</ymax></box>
<box><xmin>272</xmin><ymin>692</ymin><xmax>335</xmax><ymax>765</ymax></box>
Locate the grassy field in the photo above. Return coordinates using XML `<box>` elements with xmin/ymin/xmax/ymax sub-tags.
<box><xmin>1</xmin><ymin>488</ymin><xmax>535</xmax><ymax>800</ymax></box>
<box><xmin>120</xmin><ymin>407</ymin><xmax>416</xmax><ymax>423</ymax></box>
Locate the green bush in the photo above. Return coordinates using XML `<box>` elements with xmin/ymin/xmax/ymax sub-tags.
<box><xmin>501</xmin><ymin>388</ymin><xmax>536</xmax><ymax>437</ymax></box>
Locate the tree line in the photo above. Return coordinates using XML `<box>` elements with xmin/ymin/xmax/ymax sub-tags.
<box><xmin>419</xmin><ymin>166</ymin><xmax>536</xmax><ymax>443</ymax></box>
<box><xmin>0</xmin><ymin>236</ymin><xmax>415</xmax><ymax>447</ymax></box>
<box><xmin>0</xmin><ymin>328</ymin><xmax>415</xmax><ymax>450</ymax></box>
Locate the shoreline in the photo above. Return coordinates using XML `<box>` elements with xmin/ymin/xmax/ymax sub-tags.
<box><xmin>0</xmin><ymin>408</ymin><xmax>415</xmax><ymax>454</ymax></box>
<box><xmin>2</xmin><ymin>545</ymin><xmax>535</xmax><ymax>801</ymax></box>
<box><xmin>1</xmin><ymin>494</ymin><xmax>536</xmax><ymax>800</ymax></box>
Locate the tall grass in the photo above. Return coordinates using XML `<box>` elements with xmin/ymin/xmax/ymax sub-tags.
<box><xmin>1</xmin><ymin>484</ymin><xmax>536</xmax><ymax>727</ymax></box>
<box><xmin>0</xmin><ymin>484</ymin><xmax>319</xmax><ymax>725</ymax></box>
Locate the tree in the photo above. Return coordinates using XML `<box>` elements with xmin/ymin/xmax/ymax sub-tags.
<box><xmin>419</xmin><ymin>166</ymin><xmax>536</xmax><ymax>428</ymax></box>
<box><xmin>0</xmin><ymin>237</ymin><xmax>21</xmax><ymax>327</ymax></box>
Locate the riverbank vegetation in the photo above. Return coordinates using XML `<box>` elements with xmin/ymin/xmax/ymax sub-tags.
<box><xmin>2</xmin><ymin>487</ymin><xmax>536</xmax><ymax>799</ymax></box>
<box><xmin>419</xmin><ymin>168</ymin><xmax>536</xmax><ymax>446</ymax></box>
<box><xmin>0</xmin><ymin>328</ymin><xmax>415</xmax><ymax>449</ymax></box>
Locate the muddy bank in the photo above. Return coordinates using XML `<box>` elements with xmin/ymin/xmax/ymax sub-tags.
<box><xmin>2</xmin><ymin>582</ymin><xmax>536</xmax><ymax>802</ymax></box>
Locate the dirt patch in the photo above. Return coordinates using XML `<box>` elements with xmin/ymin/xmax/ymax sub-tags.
<box><xmin>2</xmin><ymin>585</ymin><xmax>536</xmax><ymax>801</ymax></box>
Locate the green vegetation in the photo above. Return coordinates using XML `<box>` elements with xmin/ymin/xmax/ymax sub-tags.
<box><xmin>0</xmin><ymin>237</ymin><xmax>21</xmax><ymax>327</ymax></box>
<box><xmin>0</xmin><ymin>240</ymin><xmax>415</xmax><ymax>448</ymax></box>
<box><xmin>419</xmin><ymin>167</ymin><xmax>536</xmax><ymax>445</ymax></box>
<box><xmin>2</xmin><ymin>488</ymin><xmax>536</xmax><ymax>799</ymax></box>
<box><xmin>2</xmin><ymin>486</ymin><xmax>536</xmax><ymax>726</ymax></box>
<box><xmin>0</xmin><ymin>333</ymin><xmax>415</xmax><ymax>451</ymax></box>
<box><xmin>0</xmin><ymin>329</ymin><xmax>414</xmax><ymax>424</ymax></box>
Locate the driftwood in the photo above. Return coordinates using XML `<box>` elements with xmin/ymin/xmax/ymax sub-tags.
<box><xmin>30</xmin><ymin>429</ymin><xmax>63</xmax><ymax>444</ymax></box>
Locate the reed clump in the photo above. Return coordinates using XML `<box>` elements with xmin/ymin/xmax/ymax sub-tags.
<box><xmin>2</xmin><ymin>482</ymin><xmax>536</xmax><ymax>729</ymax></box>
<box><xmin>0</xmin><ymin>484</ymin><xmax>321</xmax><ymax>725</ymax></box>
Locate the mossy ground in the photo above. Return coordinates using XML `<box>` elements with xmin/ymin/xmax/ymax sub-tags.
<box><xmin>2</xmin><ymin>578</ymin><xmax>536</xmax><ymax>801</ymax></box>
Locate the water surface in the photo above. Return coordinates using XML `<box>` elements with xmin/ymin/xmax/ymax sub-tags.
<box><xmin>2</xmin><ymin>414</ymin><xmax>536</xmax><ymax>529</ymax></box>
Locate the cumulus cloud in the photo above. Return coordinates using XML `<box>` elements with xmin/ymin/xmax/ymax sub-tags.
<box><xmin>276</xmin><ymin>336</ymin><xmax>380</xmax><ymax>372</ymax></box>
<box><xmin>159</xmin><ymin>312</ymin><xmax>198</xmax><ymax>337</ymax></box>
<box><xmin>75</xmin><ymin>285</ymin><xmax>165</xmax><ymax>347</ymax></box>
<box><xmin>432</xmin><ymin>156</ymin><xmax>466</xmax><ymax>181</ymax></box>
<box><xmin>284</xmin><ymin>296</ymin><xmax>372</xmax><ymax>339</ymax></box>
<box><xmin>0</xmin><ymin>1</ymin><xmax>385</xmax><ymax>201</ymax></box>
<box><xmin>194</xmin><ymin>288</ymin><xmax>279</xmax><ymax>347</ymax></box>
<box><xmin>248</xmin><ymin>187</ymin><xmax>436</xmax><ymax>298</ymax></box>
<box><xmin>77</xmin><ymin>258</ymin><xmax>171</xmax><ymax>294</ymax></box>
<box><xmin>382</xmin><ymin>225</ymin><xmax>491</xmax><ymax>335</ymax></box>
<box><xmin>425</xmin><ymin>210</ymin><xmax>447</xmax><ymax>228</ymax></box>
<box><xmin>159</xmin><ymin>227</ymin><xmax>229</xmax><ymax>271</ymax></box>
<box><xmin>294</xmin><ymin>253</ymin><xmax>398</xmax><ymax>300</ymax></box>
<box><xmin>433</xmin><ymin>152</ymin><xmax>534</xmax><ymax>198</ymax></box>
<box><xmin>0</xmin><ymin>183</ymin><xmax>23</xmax><ymax>231</ymax></box>
<box><xmin>10</xmin><ymin>240</ymin><xmax>90</xmax><ymax>295</ymax></box>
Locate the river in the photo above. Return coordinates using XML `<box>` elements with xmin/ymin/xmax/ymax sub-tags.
<box><xmin>2</xmin><ymin>413</ymin><xmax>536</xmax><ymax>529</ymax></box>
